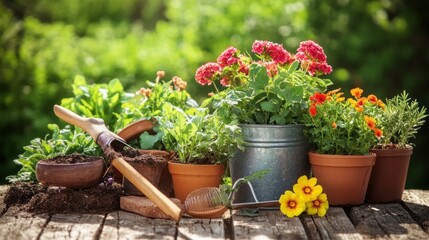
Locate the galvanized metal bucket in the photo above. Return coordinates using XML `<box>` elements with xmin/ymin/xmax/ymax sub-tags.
<box><xmin>229</xmin><ymin>124</ymin><xmax>310</xmax><ymax>203</ymax></box>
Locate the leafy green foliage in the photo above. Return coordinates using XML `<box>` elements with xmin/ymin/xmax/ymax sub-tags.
<box><xmin>115</xmin><ymin>74</ymin><xmax>198</xmax><ymax>131</ymax></box>
<box><xmin>157</xmin><ymin>103</ymin><xmax>241</xmax><ymax>164</ymax></box>
<box><xmin>6</xmin><ymin>124</ymin><xmax>101</xmax><ymax>183</ymax></box>
<box><xmin>377</xmin><ymin>91</ymin><xmax>427</xmax><ymax>148</ymax></box>
<box><xmin>61</xmin><ymin>76</ymin><xmax>132</xmax><ymax>131</ymax></box>
<box><xmin>205</xmin><ymin>62</ymin><xmax>332</xmax><ymax>125</ymax></box>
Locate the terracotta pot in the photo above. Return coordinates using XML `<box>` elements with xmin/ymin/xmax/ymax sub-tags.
<box><xmin>366</xmin><ymin>146</ymin><xmax>413</xmax><ymax>203</ymax></box>
<box><xmin>309</xmin><ymin>151</ymin><xmax>376</xmax><ymax>206</ymax></box>
<box><xmin>116</xmin><ymin>119</ymin><xmax>174</xmax><ymax>197</ymax></box>
<box><xmin>168</xmin><ymin>162</ymin><xmax>225</xmax><ymax>202</ymax></box>
<box><xmin>36</xmin><ymin>155</ymin><xmax>105</xmax><ymax>189</ymax></box>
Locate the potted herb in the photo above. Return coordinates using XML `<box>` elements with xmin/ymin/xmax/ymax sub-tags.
<box><xmin>115</xmin><ymin>72</ymin><xmax>198</xmax><ymax>196</ymax></box>
<box><xmin>366</xmin><ymin>91</ymin><xmax>427</xmax><ymax>203</ymax></box>
<box><xmin>7</xmin><ymin>123</ymin><xmax>105</xmax><ymax>189</ymax></box>
<box><xmin>157</xmin><ymin>103</ymin><xmax>241</xmax><ymax>202</ymax></box>
<box><xmin>195</xmin><ymin>40</ymin><xmax>333</xmax><ymax>203</ymax></box>
<box><xmin>303</xmin><ymin>88</ymin><xmax>385</xmax><ymax>205</ymax></box>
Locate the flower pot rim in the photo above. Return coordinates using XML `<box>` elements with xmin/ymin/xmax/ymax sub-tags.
<box><xmin>309</xmin><ymin>151</ymin><xmax>376</xmax><ymax>157</ymax></box>
<box><xmin>117</xmin><ymin>119</ymin><xmax>156</xmax><ymax>142</ymax></box>
<box><xmin>37</xmin><ymin>157</ymin><xmax>104</xmax><ymax>166</ymax></box>
<box><xmin>309</xmin><ymin>151</ymin><xmax>376</xmax><ymax>167</ymax></box>
<box><xmin>371</xmin><ymin>144</ymin><xmax>413</xmax><ymax>151</ymax></box>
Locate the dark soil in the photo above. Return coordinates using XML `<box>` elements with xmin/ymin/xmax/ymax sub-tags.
<box><xmin>4</xmin><ymin>181</ymin><xmax>121</xmax><ymax>215</ymax></box>
<box><xmin>42</xmin><ymin>153</ymin><xmax>103</xmax><ymax>164</ymax></box>
<box><xmin>3</xmin><ymin>148</ymin><xmax>170</xmax><ymax>215</ymax></box>
<box><xmin>105</xmin><ymin>146</ymin><xmax>168</xmax><ymax>167</ymax></box>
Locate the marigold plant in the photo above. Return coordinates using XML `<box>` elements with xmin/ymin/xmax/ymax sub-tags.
<box><xmin>196</xmin><ymin>40</ymin><xmax>333</xmax><ymax>125</ymax></box>
<box><xmin>303</xmin><ymin>88</ymin><xmax>384</xmax><ymax>155</ymax></box>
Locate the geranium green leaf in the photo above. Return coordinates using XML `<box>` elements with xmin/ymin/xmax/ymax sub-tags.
<box><xmin>249</xmin><ymin>64</ymin><xmax>269</xmax><ymax>91</ymax></box>
<box><xmin>288</xmin><ymin>61</ymin><xmax>299</xmax><ymax>72</ymax></box>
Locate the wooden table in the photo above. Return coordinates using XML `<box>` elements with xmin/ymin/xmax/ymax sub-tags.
<box><xmin>1</xmin><ymin>186</ymin><xmax>428</xmax><ymax>239</ymax></box>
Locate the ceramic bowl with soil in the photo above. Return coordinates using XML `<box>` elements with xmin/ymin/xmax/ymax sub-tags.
<box><xmin>36</xmin><ymin>154</ymin><xmax>106</xmax><ymax>189</ymax></box>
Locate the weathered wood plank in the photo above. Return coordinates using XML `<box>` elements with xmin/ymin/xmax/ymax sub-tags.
<box><xmin>40</xmin><ymin>213</ymin><xmax>105</xmax><ymax>240</ymax></box>
<box><xmin>232</xmin><ymin>210</ymin><xmax>307</xmax><ymax>239</ymax></box>
<box><xmin>100</xmin><ymin>210</ymin><xmax>176</xmax><ymax>239</ymax></box>
<box><xmin>349</xmin><ymin>203</ymin><xmax>429</xmax><ymax>239</ymax></box>
<box><xmin>301</xmin><ymin>207</ymin><xmax>362</xmax><ymax>240</ymax></box>
<box><xmin>0</xmin><ymin>185</ymin><xmax>9</xmax><ymax>216</ymax></box>
<box><xmin>402</xmin><ymin>189</ymin><xmax>429</xmax><ymax>233</ymax></box>
<box><xmin>177</xmin><ymin>217</ymin><xmax>224</xmax><ymax>239</ymax></box>
<box><xmin>0</xmin><ymin>212</ymin><xmax>49</xmax><ymax>240</ymax></box>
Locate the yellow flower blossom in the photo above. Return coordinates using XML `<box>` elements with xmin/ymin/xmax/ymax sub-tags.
<box><xmin>279</xmin><ymin>190</ymin><xmax>306</xmax><ymax>218</ymax></box>
<box><xmin>293</xmin><ymin>175</ymin><xmax>323</xmax><ymax>202</ymax></box>
<box><xmin>306</xmin><ymin>193</ymin><xmax>329</xmax><ymax>217</ymax></box>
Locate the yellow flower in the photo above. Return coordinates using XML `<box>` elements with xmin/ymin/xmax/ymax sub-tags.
<box><xmin>306</xmin><ymin>193</ymin><xmax>329</xmax><ymax>217</ymax></box>
<box><xmin>293</xmin><ymin>175</ymin><xmax>323</xmax><ymax>202</ymax></box>
<box><xmin>279</xmin><ymin>190</ymin><xmax>306</xmax><ymax>218</ymax></box>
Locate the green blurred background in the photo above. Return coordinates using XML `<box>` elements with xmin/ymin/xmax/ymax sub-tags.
<box><xmin>1</xmin><ymin>0</ymin><xmax>428</xmax><ymax>188</ymax></box>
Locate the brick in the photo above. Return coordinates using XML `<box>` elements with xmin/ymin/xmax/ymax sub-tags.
<box><xmin>120</xmin><ymin>196</ymin><xmax>183</xmax><ymax>219</ymax></box>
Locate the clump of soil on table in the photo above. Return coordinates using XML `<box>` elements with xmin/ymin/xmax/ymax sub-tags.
<box><xmin>4</xmin><ymin>181</ymin><xmax>121</xmax><ymax>215</ymax></box>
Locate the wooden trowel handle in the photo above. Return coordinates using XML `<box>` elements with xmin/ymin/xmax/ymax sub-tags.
<box><xmin>53</xmin><ymin>105</ymin><xmax>108</xmax><ymax>141</ymax></box>
<box><xmin>111</xmin><ymin>157</ymin><xmax>182</xmax><ymax>222</ymax></box>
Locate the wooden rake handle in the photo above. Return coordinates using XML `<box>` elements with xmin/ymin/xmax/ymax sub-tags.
<box><xmin>111</xmin><ymin>157</ymin><xmax>182</xmax><ymax>222</ymax></box>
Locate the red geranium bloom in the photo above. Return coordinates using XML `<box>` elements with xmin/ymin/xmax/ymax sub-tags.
<box><xmin>195</xmin><ymin>62</ymin><xmax>221</xmax><ymax>86</ymax></box>
<box><xmin>252</xmin><ymin>40</ymin><xmax>267</xmax><ymax>54</ymax></box>
<box><xmin>217</xmin><ymin>47</ymin><xmax>239</xmax><ymax>68</ymax></box>
<box><xmin>295</xmin><ymin>40</ymin><xmax>327</xmax><ymax>63</ymax></box>
<box><xmin>220</xmin><ymin>77</ymin><xmax>230</xmax><ymax>87</ymax></box>
<box><xmin>266</xmin><ymin>42</ymin><xmax>292</xmax><ymax>64</ymax></box>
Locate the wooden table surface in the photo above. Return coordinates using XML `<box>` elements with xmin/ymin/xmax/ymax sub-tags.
<box><xmin>1</xmin><ymin>185</ymin><xmax>428</xmax><ymax>240</ymax></box>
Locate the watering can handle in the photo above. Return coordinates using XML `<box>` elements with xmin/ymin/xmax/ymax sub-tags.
<box><xmin>53</xmin><ymin>105</ymin><xmax>108</xmax><ymax>141</ymax></box>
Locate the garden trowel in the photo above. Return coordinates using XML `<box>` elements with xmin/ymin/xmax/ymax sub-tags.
<box><xmin>53</xmin><ymin>105</ymin><xmax>182</xmax><ymax>222</ymax></box>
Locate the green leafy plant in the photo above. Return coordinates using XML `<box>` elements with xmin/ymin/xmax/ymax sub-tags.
<box><xmin>375</xmin><ymin>91</ymin><xmax>427</xmax><ymax>149</ymax></box>
<box><xmin>198</xmin><ymin>40</ymin><xmax>333</xmax><ymax>125</ymax></box>
<box><xmin>6</xmin><ymin>124</ymin><xmax>101</xmax><ymax>183</ymax></box>
<box><xmin>61</xmin><ymin>76</ymin><xmax>132</xmax><ymax>131</ymax></box>
<box><xmin>303</xmin><ymin>88</ymin><xmax>384</xmax><ymax>155</ymax></box>
<box><xmin>116</xmin><ymin>72</ymin><xmax>198</xmax><ymax>149</ymax></box>
<box><xmin>157</xmin><ymin>103</ymin><xmax>241</xmax><ymax>164</ymax></box>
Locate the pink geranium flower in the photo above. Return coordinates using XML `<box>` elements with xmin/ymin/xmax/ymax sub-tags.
<box><xmin>195</xmin><ymin>62</ymin><xmax>222</xmax><ymax>86</ymax></box>
<box><xmin>217</xmin><ymin>47</ymin><xmax>240</xmax><ymax>68</ymax></box>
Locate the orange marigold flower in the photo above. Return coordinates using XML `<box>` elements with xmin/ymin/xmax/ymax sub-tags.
<box><xmin>356</xmin><ymin>97</ymin><xmax>367</xmax><ymax>107</ymax></box>
<box><xmin>309</xmin><ymin>104</ymin><xmax>317</xmax><ymax>117</ymax></box>
<box><xmin>332</xmin><ymin>122</ymin><xmax>337</xmax><ymax>129</ymax></box>
<box><xmin>348</xmin><ymin>98</ymin><xmax>357</xmax><ymax>105</ymax></box>
<box><xmin>374</xmin><ymin>128</ymin><xmax>383</xmax><ymax>138</ymax></box>
<box><xmin>364</xmin><ymin>116</ymin><xmax>377</xmax><ymax>130</ymax></box>
<box><xmin>351</xmin><ymin>87</ymin><xmax>363</xmax><ymax>99</ymax></box>
<box><xmin>336</xmin><ymin>92</ymin><xmax>345</xmax><ymax>102</ymax></box>
<box><xmin>326</xmin><ymin>88</ymin><xmax>341</xmax><ymax>96</ymax></box>
<box><xmin>377</xmin><ymin>99</ymin><xmax>386</xmax><ymax>109</ymax></box>
<box><xmin>367</xmin><ymin>94</ymin><xmax>378</xmax><ymax>104</ymax></box>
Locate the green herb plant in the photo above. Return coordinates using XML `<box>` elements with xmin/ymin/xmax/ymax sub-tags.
<box><xmin>116</xmin><ymin>72</ymin><xmax>198</xmax><ymax>149</ymax></box>
<box><xmin>6</xmin><ymin>124</ymin><xmax>101</xmax><ymax>183</ymax></box>
<box><xmin>157</xmin><ymin>103</ymin><xmax>241</xmax><ymax>164</ymax></box>
<box><xmin>376</xmin><ymin>91</ymin><xmax>427</xmax><ymax>149</ymax></box>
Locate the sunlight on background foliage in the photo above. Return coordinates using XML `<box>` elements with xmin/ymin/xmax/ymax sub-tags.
<box><xmin>0</xmin><ymin>0</ymin><xmax>428</xmax><ymax>187</ymax></box>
